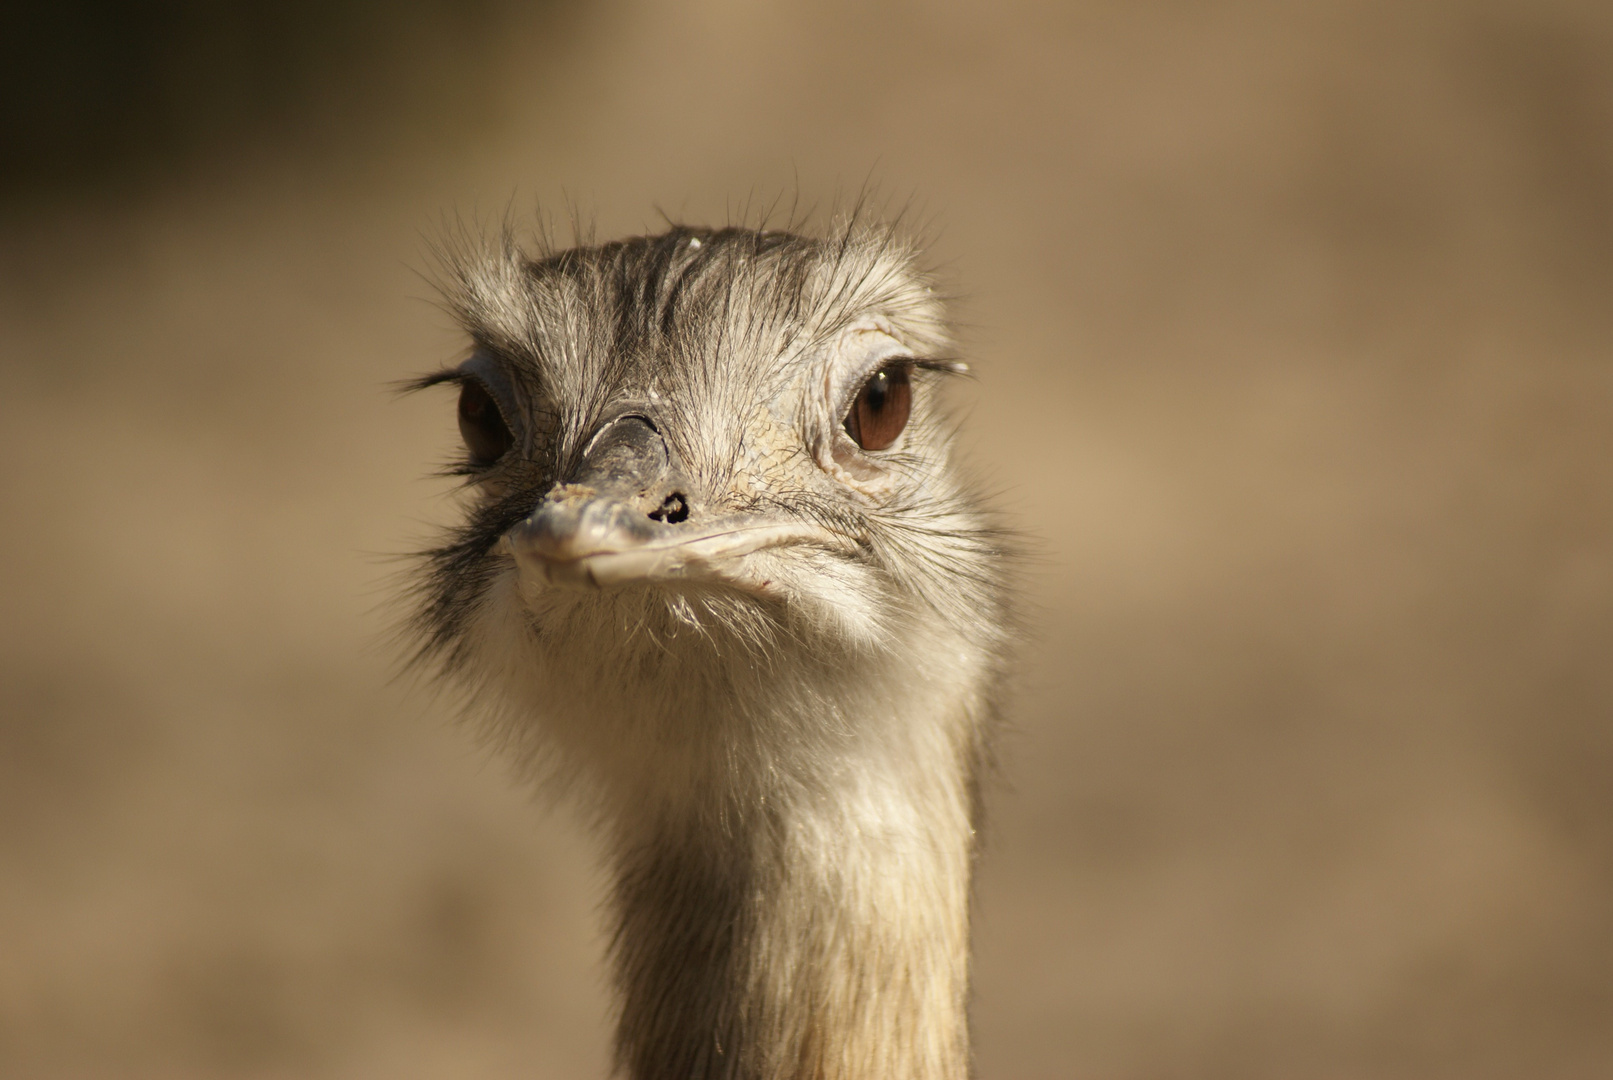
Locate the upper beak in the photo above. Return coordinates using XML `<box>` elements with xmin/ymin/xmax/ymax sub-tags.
<box><xmin>502</xmin><ymin>412</ymin><xmax>845</xmax><ymax>590</ymax></box>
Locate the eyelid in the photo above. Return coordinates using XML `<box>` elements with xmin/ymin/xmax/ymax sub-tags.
<box><xmin>456</xmin><ymin>350</ymin><xmax>523</xmax><ymax>435</ymax></box>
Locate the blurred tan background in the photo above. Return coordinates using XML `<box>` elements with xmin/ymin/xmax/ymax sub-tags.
<box><xmin>1</xmin><ymin>1</ymin><xmax>1610</xmax><ymax>1077</ymax></box>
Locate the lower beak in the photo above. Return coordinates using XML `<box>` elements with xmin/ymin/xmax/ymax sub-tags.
<box><xmin>504</xmin><ymin>507</ymin><xmax>848</xmax><ymax>590</ymax></box>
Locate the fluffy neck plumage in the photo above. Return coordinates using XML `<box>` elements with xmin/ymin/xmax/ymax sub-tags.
<box><xmin>477</xmin><ymin>584</ymin><xmax>989</xmax><ymax>1080</ymax></box>
<box><xmin>605</xmin><ymin>700</ymin><xmax>977</xmax><ymax>1080</ymax></box>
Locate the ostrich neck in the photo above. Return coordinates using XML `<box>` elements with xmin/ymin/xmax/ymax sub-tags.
<box><xmin>605</xmin><ymin>695</ymin><xmax>978</xmax><ymax>1080</ymax></box>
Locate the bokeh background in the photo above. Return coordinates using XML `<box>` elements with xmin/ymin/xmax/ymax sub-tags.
<box><xmin>2</xmin><ymin>1</ymin><xmax>1610</xmax><ymax>1077</ymax></box>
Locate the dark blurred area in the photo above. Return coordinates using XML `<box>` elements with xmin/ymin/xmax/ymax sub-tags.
<box><xmin>1</xmin><ymin>2</ymin><xmax>1610</xmax><ymax>1078</ymax></box>
<box><xmin>0</xmin><ymin>0</ymin><xmax>516</xmax><ymax>197</ymax></box>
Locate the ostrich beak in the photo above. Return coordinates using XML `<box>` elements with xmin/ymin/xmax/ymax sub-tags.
<box><xmin>502</xmin><ymin>412</ymin><xmax>845</xmax><ymax>590</ymax></box>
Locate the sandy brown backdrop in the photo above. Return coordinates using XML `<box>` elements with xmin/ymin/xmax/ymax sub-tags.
<box><xmin>2</xmin><ymin>1</ymin><xmax>1610</xmax><ymax>1077</ymax></box>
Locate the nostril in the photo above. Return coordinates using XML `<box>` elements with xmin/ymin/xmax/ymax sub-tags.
<box><xmin>648</xmin><ymin>492</ymin><xmax>688</xmax><ymax>524</ymax></box>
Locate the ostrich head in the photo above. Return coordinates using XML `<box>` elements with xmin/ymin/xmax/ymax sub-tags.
<box><xmin>407</xmin><ymin>221</ymin><xmax>1012</xmax><ymax>1080</ymax></box>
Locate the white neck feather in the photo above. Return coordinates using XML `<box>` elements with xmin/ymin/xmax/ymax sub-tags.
<box><xmin>607</xmin><ymin>693</ymin><xmax>977</xmax><ymax>1080</ymax></box>
<box><xmin>474</xmin><ymin>580</ymin><xmax>988</xmax><ymax>1080</ymax></box>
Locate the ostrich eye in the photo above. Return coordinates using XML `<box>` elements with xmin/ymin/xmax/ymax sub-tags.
<box><xmin>843</xmin><ymin>362</ymin><xmax>913</xmax><ymax>452</ymax></box>
<box><xmin>457</xmin><ymin>379</ymin><xmax>514</xmax><ymax>464</ymax></box>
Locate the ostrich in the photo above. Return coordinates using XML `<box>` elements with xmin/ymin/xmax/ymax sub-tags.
<box><xmin>405</xmin><ymin>219</ymin><xmax>1013</xmax><ymax>1080</ymax></box>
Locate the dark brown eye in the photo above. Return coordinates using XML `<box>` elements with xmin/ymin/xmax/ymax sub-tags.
<box><xmin>457</xmin><ymin>379</ymin><xmax>514</xmax><ymax>464</ymax></box>
<box><xmin>843</xmin><ymin>363</ymin><xmax>913</xmax><ymax>452</ymax></box>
